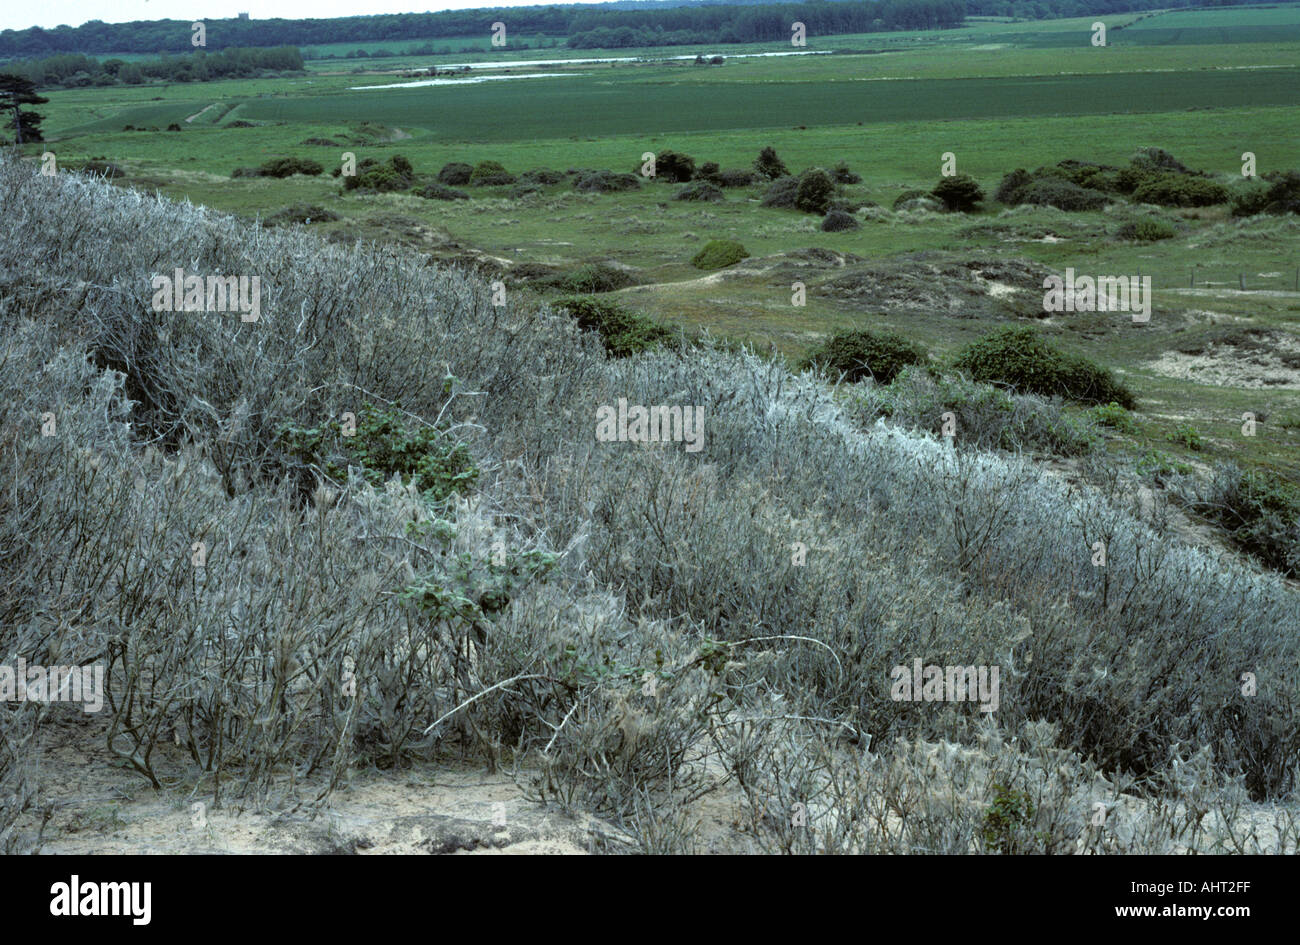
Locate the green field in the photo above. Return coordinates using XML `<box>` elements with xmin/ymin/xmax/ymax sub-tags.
<box><xmin>24</xmin><ymin>5</ymin><xmax>1300</xmax><ymax>487</ymax></box>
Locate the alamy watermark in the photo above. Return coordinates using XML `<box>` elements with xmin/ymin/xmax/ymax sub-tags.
<box><xmin>1043</xmin><ymin>268</ymin><xmax>1151</xmax><ymax>322</ymax></box>
<box><xmin>151</xmin><ymin>268</ymin><xmax>261</xmax><ymax>322</ymax></box>
<box><xmin>595</xmin><ymin>398</ymin><xmax>704</xmax><ymax>453</ymax></box>
<box><xmin>890</xmin><ymin>659</ymin><xmax>999</xmax><ymax>713</ymax></box>
<box><xmin>1</xmin><ymin>658</ymin><xmax>104</xmax><ymax>713</ymax></box>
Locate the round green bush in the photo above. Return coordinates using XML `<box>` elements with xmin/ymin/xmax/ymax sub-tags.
<box><xmin>675</xmin><ymin>181</ymin><xmax>725</xmax><ymax>202</ymax></box>
<box><xmin>820</xmin><ymin>209</ymin><xmax>861</xmax><ymax>232</ymax></box>
<box><xmin>1012</xmin><ymin>177</ymin><xmax>1108</xmax><ymax>211</ymax></box>
<box><xmin>1116</xmin><ymin>218</ymin><xmax>1176</xmax><ymax>241</ymax></box>
<box><xmin>1131</xmin><ymin>174</ymin><xmax>1229</xmax><ymax>207</ymax></box>
<box><xmin>438</xmin><ymin>162</ymin><xmax>473</xmax><ymax>185</ymax></box>
<box><xmin>795</xmin><ymin>168</ymin><xmax>835</xmax><ymax>215</ymax></box>
<box><xmin>655</xmin><ymin>149</ymin><xmax>696</xmax><ymax>182</ymax></box>
<box><xmin>931</xmin><ymin>173</ymin><xmax>985</xmax><ymax>212</ymax></box>
<box><xmin>573</xmin><ymin>169</ymin><xmax>641</xmax><ymax>193</ymax></box>
<box><xmin>952</xmin><ymin>326</ymin><xmax>1135</xmax><ymax>408</ymax></box>
<box><xmin>800</xmin><ymin>329</ymin><xmax>929</xmax><ymax>384</ymax></box>
<box><xmin>691</xmin><ymin>239</ymin><xmax>749</xmax><ymax>270</ymax></box>
<box><xmin>761</xmin><ymin>175</ymin><xmax>800</xmax><ymax>209</ymax></box>
<box><xmin>469</xmin><ymin>160</ymin><xmax>515</xmax><ymax>186</ymax></box>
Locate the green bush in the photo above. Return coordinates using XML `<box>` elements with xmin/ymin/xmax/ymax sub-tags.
<box><xmin>691</xmin><ymin>239</ymin><xmax>749</xmax><ymax>270</ymax></box>
<box><xmin>1167</xmin><ymin>423</ymin><xmax>1204</xmax><ymax>451</ymax></box>
<box><xmin>469</xmin><ymin>160</ymin><xmax>515</xmax><ymax>186</ymax></box>
<box><xmin>800</xmin><ymin>329</ymin><xmax>928</xmax><ymax>384</ymax></box>
<box><xmin>833</xmin><ymin>161</ymin><xmax>862</xmax><ymax>184</ymax></box>
<box><xmin>573</xmin><ymin>169</ymin><xmax>641</xmax><ymax>193</ymax></box>
<box><xmin>1131</xmin><ymin>174</ymin><xmax>1229</xmax><ymax>207</ymax></box>
<box><xmin>416</xmin><ymin>182</ymin><xmax>469</xmax><ymax>201</ymax></box>
<box><xmin>995</xmin><ymin>168</ymin><xmax>1032</xmax><ymax>205</ymax></box>
<box><xmin>278</xmin><ymin>401</ymin><xmax>478</xmax><ymax>504</ymax></box>
<box><xmin>258</xmin><ymin>156</ymin><xmax>324</xmax><ymax>178</ymax></box>
<box><xmin>931</xmin><ymin>173</ymin><xmax>985</xmax><ymax>212</ymax></box>
<box><xmin>519</xmin><ymin>168</ymin><xmax>565</xmax><ymax>186</ymax></box>
<box><xmin>697</xmin><ymin>161</ymin><xmax>721</xmax><ymax>182</ymax></box>
<box><xmin>981</xmin><ymin>783</ymin><xmax>1037</xmax><ymax>855</ymax></box>
<box><xmin>1232</xmin><ymin>171</ymin><xmax>1300</xmax><ymax>216</ymax></box>
<box><xmin>655</xmin><ymin>149</ymin><xmax>695</xmax><ymax>182</ymax></box>
<box><xmin>753</xmin><ymin>146</ymin><xmax>790</xmax><ymax>180</ymax></box>
<box><xmin>675</xmin><ymin>181</ymin><xmax>724</xmax><ymax>202</ymax></box>
<box><xmin>820</xmin><ymin>209</ymin><xmax>860</xmax><ymax>232</ymax></box>
<box><xmin>344</xmin><ymin>156</ymin><xmax>415</xmax><ymax>192</ymax></box>
<box><xmin>717</xmin><ymin>168</ymin><xmax>758</xmax><ymax>188</ymax></box>
<box><xmin>437</xmin><ymin>161</ymin><xmax>473</xmax><ymax>185</ymax></box>
<box><xmin>534</xmin><ymin>263</ymin><xmax>637</xmax><ymax>294</ymax></box>
<box><xmin>552</xmin><ymin>296</ymin><xmax>672</xmax><ymax>358</ymax></box>
<box><xmin>761</xmin><ymin>175</ymin><xmax>800</xmax><ymax>209</ymax></box>
<box><xmin>795</xmin><ymin>168</ymin><xmax>836</xmax><ymax>215</ymax></box>
<box><xmin>1087</xmin><ymin>401</ymin><xmax>1137</xmax><ymax>434</ymax></box>
<box><xmin>1009</xmin><ymin>177</ymin><xmax>1108</xmax><ymax>211</ymax></box>
<box><xmin>1116</xmin><ymin>218</ymin><xmax>1176</xmax><ymax>241</ymax></box>
<box><xmin>952</xmin><ymin>326</ymin><xmax>1136</xmax><ymax>408</ymax></box>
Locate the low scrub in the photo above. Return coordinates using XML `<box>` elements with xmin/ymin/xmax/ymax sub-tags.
<box><xmin>691</xmin><ymin>239</ymin><xmax>749</xmax><ymax>270</ymax></box>
<box><xmin>953</xmin><ymin>326</ymin><xmax>1136</xmax><ymax>408</ymax></box>
<box><xmin>551</xmin><ymin>296</ymin><xmax>672</xmax><ymax>357</ymax></box>
<box><xmin>800</xmin><ymin>329</ymin><xmax>928</xmax><ymax>385</ymax></box>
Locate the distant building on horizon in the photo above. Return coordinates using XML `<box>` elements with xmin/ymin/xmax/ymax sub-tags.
<box><xmin>238</xmin><ymin>12</ymin><xmax>250</xmax><ymax>20</ymax></box>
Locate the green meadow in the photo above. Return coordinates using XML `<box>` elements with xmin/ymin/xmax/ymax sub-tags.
<box><xmin>24</xmin><ymin>4</ymin><xmax>1300</xmax><ymax>481</ymax></box>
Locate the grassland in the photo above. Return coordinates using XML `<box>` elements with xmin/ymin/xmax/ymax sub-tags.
<box><xmin>23</xmin><ymin>5</ymin><xmax>1300</xmax><ymax>490</ymax></box>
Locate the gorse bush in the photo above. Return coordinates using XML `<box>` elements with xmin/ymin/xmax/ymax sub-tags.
<box><xmin>820</xmin><ymin>209</ymin><xmax>860</xmax><ymax>232</ymax></box>
<box><xmin>469</xmin><ymin>160</ymin><xmax>515</xmax><ymax>186</ymax></box>
<box><xmin>257</xmin><ymin>156</ymin><xmax>324</xmax><ymax>179</ymax></box>
<box><xmin>551</xmin><ymin>295</ymin><xmax>673</xmax><ymax>357</ymax></box>
<box><xmin>343</xmin><ymin>155</ymin><xmax>415</xmax><ymax>192</ymax></box>
<box><xmin>1116</xmin><ymin>218</ymin><xmax>1176</xmax><ymax>241</ymax></box>
<box><xmin>674</xmin><ymin>181</ymin><xmax>724</xmax><ymax>202</ymax></box>
<box><xmin>800</xmin><ymin>329</ymin><xmax>929</xmax><ymax>385</ymax></box>
<box><xmin>654</xmin><ymin>149</ymin><xmax>695</xmax><ymax>182</ymax></box>
<box><xmin>437</xmin><ymin>161</ymin><xmax>473</xmax><ymax>185</ymax></box>
<box><xmin>795</xmin><ymin>168</ymin><xmax>835</xmax><ymax>215</ymax></box>
<box><xmin>691</xmin><ymin>239</ymin><xmax>749</xmax><ymax>270</ymax></box>
<box><xmin>753</xmin><ymin>146</ymin><xmax>789</xmax><ymax>180</ymax></box>
<box><xmin>932</xmin><ymin>173</ymin><xmax>985</xmax><ymax>212</ymax></box>
<box><xmin>953</xmin><ymin>326</ymin><xmax>1137</xmax><ymax>408</ymax></box>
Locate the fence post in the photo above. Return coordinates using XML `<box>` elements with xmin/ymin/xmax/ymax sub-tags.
<box><xmin>1240</xmin><ymin>273</ymin><xmax>1246</xmax><ymax>291</ymax></box>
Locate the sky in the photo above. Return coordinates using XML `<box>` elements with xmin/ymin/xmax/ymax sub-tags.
<box><xmin>1</xmin><ymin>2</ymin><xmax>625</xmax><ymax>33</ymax></box>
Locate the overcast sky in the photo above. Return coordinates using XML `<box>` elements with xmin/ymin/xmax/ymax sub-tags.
<box><xmin>2</xmin><ymin>2</ymin><xmax>622</xmax><ymax>33</ymax></box>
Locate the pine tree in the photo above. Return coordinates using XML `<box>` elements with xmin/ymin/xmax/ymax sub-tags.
<box><xmin>0</xmin><ymin>74</ymin><xmax>49</xmax><ymax>144</ymax></box>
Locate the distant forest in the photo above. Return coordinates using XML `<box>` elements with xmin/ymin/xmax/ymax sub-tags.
<box><xmin>0</xmin><ymin>47</ymin><xmax>304</xmax><ymax>88</ymax></box>
<box><xmin>0</xmin><ymin>0</ymin><xmax>1275</xmax><ymax>60</ymax></box>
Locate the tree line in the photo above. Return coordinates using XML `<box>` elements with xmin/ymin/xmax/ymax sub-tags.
<box><xmin>20</xmin><ymin>1</ymin><xmax>957</xmax><ymax>58</ymax></box>
<box><xmin>0</xmin><ymin>46</ymin><xmax>303</xmax><ymax>88</ymax></box>
<box><xmin>0</xmin><ymin>0</ymin><xmax>1276</xmax><ymax>60</ymax></box>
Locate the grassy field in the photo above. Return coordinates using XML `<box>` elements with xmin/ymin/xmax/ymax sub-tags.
<box><xmin>24</xmin><ymin>6</ymin><xmax>1300</xmax><ymax>487</ymax></box>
